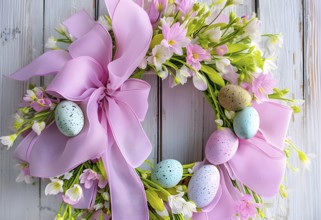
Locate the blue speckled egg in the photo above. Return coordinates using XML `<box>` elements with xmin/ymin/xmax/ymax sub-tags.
<box><xmin>233</xmin><ymin>106</ymin><xmax>260</xmax><ymax>139</ymax></box>
<box><xmin>55</xmin><ymin>101</ymin><xmax>84</xmax><ymax>137</ymax></box>
<box><xmin>151</xmin><ymin>159</ymin><xmax>183</xmax><ymax>188</ymax></box>
<box><xmin>188</xmin><ymin>165</ymin><xmax>220</xmax><ymax>208</ymax></box>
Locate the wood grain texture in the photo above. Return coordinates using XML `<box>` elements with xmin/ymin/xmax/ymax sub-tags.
<box><xmin>0</xmin><ymin>0</ymin><xmax>320</xmax><ymax>219</ymax></box>
<box><xmin>0</xmin><ymin>0</ymin><xmax>43</xmax><ymax>219</ymax></box>
<box><xmin>302</xmin><ymin>0</ymin><xmax>321</xmax><ymax>219</ymax></box>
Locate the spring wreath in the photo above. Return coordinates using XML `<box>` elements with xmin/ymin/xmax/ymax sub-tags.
<box><xmin>0</xmin><ymin>0</ymin><xmax>308</xmax><ymax>219</ymax></box>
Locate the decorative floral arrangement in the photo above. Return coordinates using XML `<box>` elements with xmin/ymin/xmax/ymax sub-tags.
<box><xmin>0</xmin><ymin>0</ymin><xmax>309</xmax><ymax>219</ymax></box>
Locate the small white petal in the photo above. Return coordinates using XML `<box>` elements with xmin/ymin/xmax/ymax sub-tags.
<box><xmin>45</xmin><ymin>179</ymin><xmax>64</xmax><ymax>195</ymax></box>
<box><xmin>45</xmin><ymin>37</ymin><xmax>58</xmax><ymax>49</ymax></box>
<box><xmin>63</xmin><ymin>171</ymin><xmax>73</xmax><ymax>180</ymax></box>
<box><xmin>32</xmin><ymin>121</ymin><xmax>46</xmax><ymax>136</ymax></box>
<box><xmin>215</xmin><ymin>119</ymin><xmax>224</xmax><ymax>126</ymax></box>
<box><xmin>193</xmin><ymin>73</ymin><xmax>208</xmax><ymax>91</ymax></box>
<box><xmin>65</xmin><ymin>184</ymin><xmax>83</xmax><ymax>202</ymax></box>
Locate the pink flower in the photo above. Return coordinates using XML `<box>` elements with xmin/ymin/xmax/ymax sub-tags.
<box><xmin>241</xmin><ymin>73</ymin><xmax>278</xmax><ymax>103</ymax></box>
<box><xmin>161</xmin><ymin>22</ymin><xmax>190</xmax><ymax>55</ymax></box>
<box><xmin>216</xmin><ymin>44</ymin><xmax>228</xmax><ymax>56</ymax></box>
<box><xmin>175</xmin><ymin>0</ymin><xmax>194</xmax><ymax>16</ymax></box>
<box><xmin>186</xmin><ymin>44</ymin><xmax>211</xmax><ymax>70</ymax></box>
<box><xmin>234</xmin><ymin>194</ymin><xmax>261</xmax><ymax>220</ymax></box>
<box><xmin>148</xmin><ymin>0</ymin><xmax>168</xmax><ymax>24</ymax></box>
<box><xmin>23</xmin><ymin>88</ymin><xmax>53</xmax><ymax>112</ymax></box>
<box><xmin>98</xmin><ymin>175</ymin><xmax>108</xmax><ymax>189</ymax></box>
<box><xmin>79</xmin><ymin>169</ymin><xmax>99</xmax><ymax>189</ymax></box>
<box><xmin>222</xmin><ymin>66</ymin><xmax>239</xmax><ymax>85</ymax></box>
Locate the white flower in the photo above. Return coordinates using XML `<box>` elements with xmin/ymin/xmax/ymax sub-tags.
<box><xmin>215</xmin><ymin>58</ymin><xmax>230</xmax><ymax>74</ymax></box>
<box><xmin>215</xmin><ymin>119</ymin><xmax>223</xmax><ymax>126</ymax></box>
<box><xmin>193</xmin><ymin>73</ymin><xmax>208</xmax><ymax>91</ymax></box>
<box><xmin>94</xmin><ymin>203</ymin><xmax>104</xmax><ymax>211</ymax></box>
<box><xmin>63</xmin><ymin>171</ymin><xmax>73</xmax><ymax>180</ymax></box>
<box><xmin>101</xmin><ymin>192</ymin><xmax>110</xmax><ymax>201</ymax></box>
<box><xmin>23</xmin><ymin>89</ymin><xmax>37</xmax><ymax>102</ymax></box>
<box><xmin>159</xmin><ymin>67</ymin><xmax>169</xmax><ymax>79</ymax></box>
<box><xmin>168</xmin><ymin>193</ymin><xmax>196</xmax><ymax>219</ymax></box>
<box><xmin>98</xmin><ymin>16</ymin><xmax>112</xmax><ymax>31</ymax></box>
<box><xmin>298</xmin><ymin>151</ymin><xmax>315</xmax><ymax>170</ymax></box>
<box><xmin>45</xmin><ymin>36</ymin><xmax>58</xmax><ymax>49</ymax></box>
<box><xmin>15</xmin><ymin>164</ymin><xmax>34</xmax><ymax>184</ymax></box>
<box><xmin>139</xmin><ymin>57</ymin><xmax>148</xmax><ymax>69</ymax></box>
<box><xmin>265</xmin><ymin>33</ymin><xmax>283</xmax><ymax>57</ymax></box>
<box><xmin>243</xmin><ymin>18</ymin><xmax>261</xmax><ymax>42</ymax></box>
<box><xmin>14</xmin><ymin>113</ymin><xmax>24</xmax><ymax>124</ymax></box>
<box><xmin>0</xmin><ymin>134</ymin><xmax>17</xmax><ymax>149</ymax></box>
<box><xmin>32</xmin><ymin>121</ymin><xmax>46</xmax><ymax>136</ymax></box>
<box><xmin>63</xmin><ymin>184</ymin><xmax>83</xmax><ymax>204</ymax></box>
<box><xmin>45</xmin><ymin>178</ymin><xmax>64</xmax><ymax>196</ymax></box>
<box><xmin>205</xmin><ymin>27</ymin><xmax>222</xmax><ymax>43</ymax></box>
<box><xmin>176</xmin><ymin>65</ymin><xmax>191</xmax><ymax>85</ymax></box>
<box><xmin>225</xmin><ymin>109</ymin><xmax>236</xmax><ymax>119</ymax></box>
<box><xmin>56</xmin><ymin>24</ymin><xmax>67</xmax><ymax>34</ymax></box>
<box><xmin>156</xmin><ymin>207</ymin><xmax>169</xmax><ymax>218</ymax></box>
<box><xmin>147</xmin><ymin>45</ymin><xmax>173</xmax><ymax>70</ymax></box>
<box><xmin>181</xmin><ymin>201</ymin><xmax>197</xmax><ymax>220</ymax></box>
<box><xmin>263</xmin><ymin>58</ymin><xmax>277</xmax><ymax>73</ymax></box>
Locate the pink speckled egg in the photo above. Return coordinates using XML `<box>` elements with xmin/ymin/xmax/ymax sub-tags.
<box><xmin>205</xmin><ymin>128</ymin><xmax>239</xmax><ymax>165</ymax></box>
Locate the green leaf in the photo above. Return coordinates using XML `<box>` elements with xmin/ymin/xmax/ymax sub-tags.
<box><xmin>200</xmin><ymin>65</ymin><xmax>225</xmax><ymax>87</ymax></box>
<box><xmin>146</xmin><ymin>189</ymin><xmax>165</xmax><ymax>211</ymax></box>
<box><xmin>150</xmin><ymin>34</ymin><xmax>164</xmax><ymax>49</ymax></box>
<box><xmin>131</xmin><ymin>69</ymin><xmax>146</xmax><ymax>79</ymax></box>
<box><xmin>149</xmin><ymin>210</ymin><xmax>159</xmax><ymax>220</ymax></box>
<box><xmin>226</xmin><ymin>44</ymin><xmax>249</xmax><ymax>53</ymax></box>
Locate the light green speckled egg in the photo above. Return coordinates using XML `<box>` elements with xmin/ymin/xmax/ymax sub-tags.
<box><xmin>151</xmin><ymin>159</ymin><xmax>183</xmax><ymax>188</ymax></box>
<box><xmin>218</xmin><ymin>85</ymin><xmax>252</xmax><ymax>111</ymax></box>
<box><xmin>233</xmin><ymin>106</ymin><xmax>260</xmax><ymax>139</ymax></box>
<box><xmin>55</xmin><ymin>101</ymin><xmax>84</xmax><ymax>137</ymax></box>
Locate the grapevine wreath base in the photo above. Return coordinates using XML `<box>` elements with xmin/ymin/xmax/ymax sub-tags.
<box><xmin>0</xmin><ymin>0</ymin><xmax>308</xmax><ymax>219</ymax></box>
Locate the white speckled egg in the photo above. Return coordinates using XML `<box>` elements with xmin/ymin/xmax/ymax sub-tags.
<box><xmin>188</xmin><ymin>165</ymin><xmax>220</xmax><ymax>208</ymax></box>
<box><xmin>205</xmin><ymin>128</ymin><xmax>239</xmax><ymax>165</ymax></box>
<box><xmin>151</xmin><ymin>159</ymin><xmax>183</xmax><ymax>188</ymax></box>
<box><xmin>55</xmin><ymin>101</ymin><xmax>84</xmax><ymax>137</ymax></box>
<box><xmin>233</xmin><ymin>106</ymin><xmax>260</xmax><ymax>139</ymax></box>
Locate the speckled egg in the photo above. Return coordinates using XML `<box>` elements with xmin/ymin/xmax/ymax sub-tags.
<box><xmin>205</xmin><ymin>128</ymin><xmax>239</xmax><ymax>165</ymax></box>
<box><xmin>151</xmin><ymin>159</ymin><xmax>183</xmax><ymax>188</ymax></box>
<box><xmin>233</xmin><ymin>106</ymin><xmax>260</xmax><ymax>139</ymax></box>
<box><xmin>218</xmin><ymin>85</ymin><xmax>252</xmax><ymax>111</ymax></box>
<box><xmin>55</xmin><ymin>101</ymin><xmax>85</xmax><ymax>137</ymax></box>
<box><xmin>188</xmin><ymin>165</ymin><xmax>220</xmax><ymax>208</ymax></box>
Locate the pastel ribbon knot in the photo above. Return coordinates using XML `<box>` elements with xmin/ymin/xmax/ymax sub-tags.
<box><xmin>194</xmin><ymin>101</ymin><xmax>292</xmax><ymax>220</ymax></box>
<box><xmin>12</xmin><ymin>0</ymin><xmax>152</xmax><ymax>219</ymax></box>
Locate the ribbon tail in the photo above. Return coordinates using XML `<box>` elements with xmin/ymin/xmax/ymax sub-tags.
<box><xmin>228</xmin><ymin>137</ymin><xmax>286</xmax><ymax>197</ymax></box>
<box><xmin>103</xmin><ymin>142</ymin><xmax>148</xmax><ymax>220</ymax></box>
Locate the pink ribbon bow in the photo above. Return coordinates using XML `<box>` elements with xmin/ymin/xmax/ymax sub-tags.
<box><xmin>12</xmin><ymin>0</ymin><xmax>153</xmax><ymax>219</ymax></box>
<box><xmin>194</xmin><ymin>101</ymin><xmax>292</xmax><ymax>220</ymax></box>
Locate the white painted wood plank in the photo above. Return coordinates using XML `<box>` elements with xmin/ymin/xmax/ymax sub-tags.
<box><xmin>40</xmin><ymin>1</ymin><xmax>96</xmax><ymax>219</ymax></box>
<box><xmin>0</xmin><ymin>0</ymin><xmax>44</xmax><ymax>219</ymax></box>
<box><xmin>302</xmin><ymin>0</ymin><xmax>321</xmax><ymax>219</ymax></box>
<box><xmin>43</xmin><ymin>0</ymin><xmax>96</xmax><ymax>86</ymax></box>
<box><xmin>258</xmin><ymin>1</ymin><xmax>309</xmax><ymax>219</ymax></box>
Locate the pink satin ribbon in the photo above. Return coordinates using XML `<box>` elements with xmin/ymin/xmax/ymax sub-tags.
<box><xmin>195</xmin><ymin>101</ymin><xmax>292</xmax><ymax>220</ymax></box>
<box><xmin>12</xmin><ymin>1</ymin><xmax>153</xmax><ymax>219</ymax></box>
